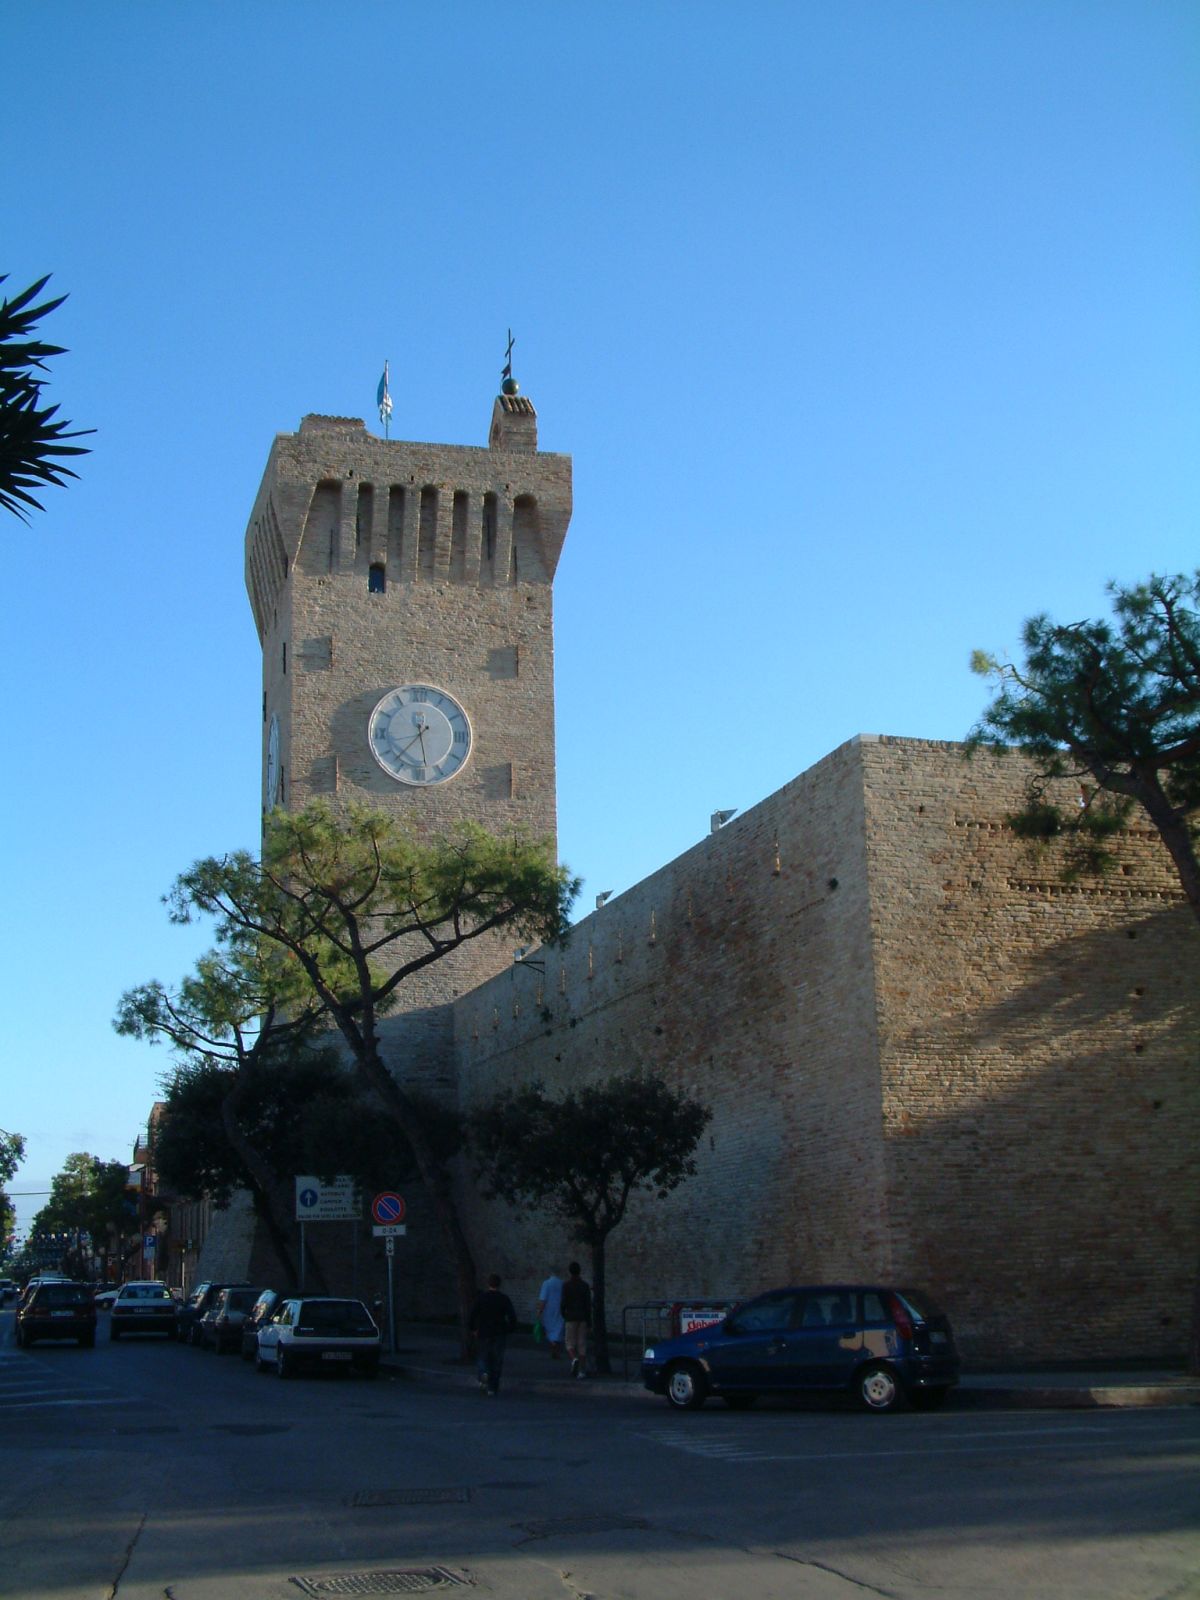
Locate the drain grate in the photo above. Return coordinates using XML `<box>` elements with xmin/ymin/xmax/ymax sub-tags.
<box><xmin>290</xmin><ymin>1571</ymin><xmax>472</xmax><ymax>1596</ymax></box>
<box><xmin>349</xmin><ymin>1488</ymin><xmax>471</xmax><ymax>1507</ymax></box>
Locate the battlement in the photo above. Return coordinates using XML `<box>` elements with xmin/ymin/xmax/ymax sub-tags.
<box><xmin>244</xmin><ymin>396</ymin><xmax>572</xmax><ymax>642</ymax></box>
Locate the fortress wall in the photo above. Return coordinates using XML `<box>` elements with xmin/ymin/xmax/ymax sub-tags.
<box><xmin>452</xmin><ymin>738</ymin><xmax>888</xmax><ymax>1331</ymax></box>
<box><xmin>861</xmin><ymin>738</ymin><xmax>1199</xmax><ymax>1362</ymax></box>
<box><xmin>449</xmin><ymin>737</ymin><xmax>1198</xmax><ymax>1363</ymax></box>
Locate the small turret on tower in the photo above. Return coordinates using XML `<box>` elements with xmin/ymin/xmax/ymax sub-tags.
<box><xmin>488</xmin><ymin>329</ymin><xmax>538</xmax><ymax>452</ymax></box>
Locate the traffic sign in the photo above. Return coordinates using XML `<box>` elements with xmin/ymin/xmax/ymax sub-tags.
<box><xmin>385</xmin><ymin>1237</ymin><xmax>396</xmax><ymax>1257</ymax></box>
<box><xmin>371</xmin><ymin>1191</ymin><xmax>406</xmax><ymax>1226</ymax></box>
<box><xmin>294</xmin><ymin>1175</ymin><xmax>361</xmax><ymax>1221</ymax></box>
<box><xmin>371</xmin><ymin>1223</ymin><xmax>407</xmax><ymax>1238</ymax></box>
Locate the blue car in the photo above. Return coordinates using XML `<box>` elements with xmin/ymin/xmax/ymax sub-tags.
<box><xmin>641</xmin><ymin>1285</ymin><xmax>959</xmax><ymax>1412</ymax></box>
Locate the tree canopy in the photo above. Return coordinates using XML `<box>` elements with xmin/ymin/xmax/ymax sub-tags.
<box><xmin>27</xmin><ymin>1152</ymin><xmax>133</xmax><ymax>1277</ymax></box>
<box><xmin>0</xmin><ymin>275</ymin><xmax>92</xmax><ymax>519</ymax></box>
<box><xmin>470</xmin><ymin>1072</ymin><xmax>711</xmax><ymax>1371</ymax></box>
<box><xmin>161</xmin><ymin>801</ymin><xmax>578</xmax><ymax>1345</ymax></box>
<box><xmin>970</xmin><ymin>571</ymin><xmax>1200</xmax><ymax>920</ymax></box>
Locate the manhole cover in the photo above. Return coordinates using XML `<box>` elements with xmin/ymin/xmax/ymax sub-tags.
<box><xmin>291</xmin><ymin>1571</ymin><xmax>472</xmax><ymax>1596</ymax></box>
<box><xmin>350</xmin><ymin>1488</ymin><xmax>470</xmax><ymax>1507</ymax></box>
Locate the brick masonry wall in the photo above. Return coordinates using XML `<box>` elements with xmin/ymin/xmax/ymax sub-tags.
<box><xmin>861</xmin><ymin>737</ymin><xmax>1198</xmax><ymax>1362</ymax></box>
<box><xmin>449</xmin><ymin>736</ymin><xmax>1198</xmax><ymax>1364</ymax></box>
<box><xmin>452</xmin><ymin>738</ymin><xmax>892</xmax><ymax>1339</ymax></box>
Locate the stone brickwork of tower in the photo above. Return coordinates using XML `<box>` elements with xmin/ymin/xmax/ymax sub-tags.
<box><xmin>243</xmin><ymin>392</ymin><xmax>572</xmax><ymax>1038</ymax></box>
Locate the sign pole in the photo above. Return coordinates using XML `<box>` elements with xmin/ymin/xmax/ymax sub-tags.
<box><xmin>300</xmin><ymin>1220</ymin><xmax>306</xmax><ymax>1293</ymax></box>
<box><xmin>387</xmin><ymin>1246</ymin><xmax>396</xmax><ymax>1354</ymax></box>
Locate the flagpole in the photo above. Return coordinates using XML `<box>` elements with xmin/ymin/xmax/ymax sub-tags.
<box><xmin>377</xmin><ymin>360</ymin><xmax>393</xmax><ymax>439</ymax></box>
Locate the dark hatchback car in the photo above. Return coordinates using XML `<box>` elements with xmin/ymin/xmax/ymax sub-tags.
<box><xmin>198</xmin><ymin>1285</ymin><xmax>267</xmax><ymax>1354</ymax></box>
<box><xmin>16</xmin><ymin>1281</ymin><xmax>97</xmax><ymax>1348</ymax></box>
<box><xmin>177</xmin><ymin>1281</ymin><xmax>249</xmax><ymax>1345</ymax></box>
<box><xmin>641</xmin><ymin>1285</ymin><xmax>959</xmax><ymax>1412</ymax></box>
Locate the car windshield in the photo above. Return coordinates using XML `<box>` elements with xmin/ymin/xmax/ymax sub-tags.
<box><xmin>37</xmin><ymin>1284</ymin><xmax>90</xmax><ymax>1306</ymax></box>
<box><xmin>120</xmin><ymin>1285</ymin><xmax>172</xmax><ymax>1301</ymax></box>
<box><xmin>295</xmin><ymin>1301</ymin><xmax>376</xmax><ymax>1335</ymax></box>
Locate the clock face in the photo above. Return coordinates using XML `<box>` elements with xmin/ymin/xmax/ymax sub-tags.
<box><xmin>368</xmin><ymin>684</ymin><xmax>473</xmax><ymax>786</ymax></box>
<box><xmin>266</xmin><ymin>713</ymin><xmax>281</xmax><ymax>807</ymax></box>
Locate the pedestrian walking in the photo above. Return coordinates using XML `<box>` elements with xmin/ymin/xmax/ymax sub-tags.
<box><xmin>536</xmin><ymin>1267</ymin><xmax>565</xmax><ymax>1359</ymax></box>
<box><xmin>469</xmin><ymin>1273</ymin><xmax>517</xmax><ymax>1396</ymax></box>
<box><xmin>561</xmin><ymin>1261</ymin><xmax>592</xmax><ymax>1377</ymax></box>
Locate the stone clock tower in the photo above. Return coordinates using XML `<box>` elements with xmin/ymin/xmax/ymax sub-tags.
<box><xmin>243</xmin><ymin>381</ymin><xmax>572</xmax><ymax>1013</ymax></box>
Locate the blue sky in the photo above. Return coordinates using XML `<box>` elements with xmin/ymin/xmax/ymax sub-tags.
<box><xmin>4</xmin><ymin>1</ymin><xmax>1196</xmax><ymax>1242</ymax></box>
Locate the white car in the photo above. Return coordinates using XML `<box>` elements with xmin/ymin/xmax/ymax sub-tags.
<box><xmin>110</xmin><ymin>1280</ymin><xmax>177</xmax><ymax>1339</ymax></box>
<box><xmin>255</xmin><ymin>1297</ymin><xmax>380</xmax><ymax>1378</ymax></box>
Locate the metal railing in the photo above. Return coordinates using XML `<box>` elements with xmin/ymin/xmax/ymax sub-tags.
<box><xmin>620</xmin><ymin>1299</ymin><xmax>733</xmax><ymax>1381</ymax></box>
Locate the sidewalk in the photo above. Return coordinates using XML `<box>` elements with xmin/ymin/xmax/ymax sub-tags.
<box><xmin>379</xmin><ymin>1323</ymin><xmax>1200</xmax><ymax>1409</ymax></box>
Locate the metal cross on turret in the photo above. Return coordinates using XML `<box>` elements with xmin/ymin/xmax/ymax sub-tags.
<box><xmin>501</xmin><ymin>329</ymin><xmax>518</xmax><ymax>395</ymax></box>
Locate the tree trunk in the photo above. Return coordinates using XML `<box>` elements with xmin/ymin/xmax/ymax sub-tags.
<box><xmin>1126</xmin><ymin>775</ymin><xmax>1200</xmax><ymax>925</ymax></box>
<box><xmin>357</xmin><ymin>1045</ymin><xmax>478</xmax><ymax>1359</ymax></box>
<box><xmin>218</xmin><ymin>1085</ymin><xmax>327</xmax><ymax>1294</ymax></box>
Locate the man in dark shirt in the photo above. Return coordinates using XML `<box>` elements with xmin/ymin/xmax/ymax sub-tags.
<box><xmin>560</xmin><ymin>1261</ymin><xmax>592</xmax><ymax>1378</ymax></box>
<box><xmin>469</xmin><ymin>1273</ymin><xmax>518</xmax><ymax>1396</ymax></box>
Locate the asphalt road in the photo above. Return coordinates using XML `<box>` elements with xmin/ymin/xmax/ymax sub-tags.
<box><xmin>1</xmin><ymin>1309</ymin><xmax>1197</xmax><ymax>1600</ymax></box>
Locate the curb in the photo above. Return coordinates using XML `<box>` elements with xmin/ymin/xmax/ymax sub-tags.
<box><xmin>381</xmin><ymin>1355</ymin><xmax>1200</xmax><ymax>1409</ymax></box>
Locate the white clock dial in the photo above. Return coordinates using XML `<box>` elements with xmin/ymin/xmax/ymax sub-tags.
<box><xmin>368</xmin><ymin>684</ymin><xmax>473</xmax><ymax>786</ymax></box>
<box><xmin>266</xmin><ymin>713</ymin><xmax>281</xmax><ymax>807</ymax></box>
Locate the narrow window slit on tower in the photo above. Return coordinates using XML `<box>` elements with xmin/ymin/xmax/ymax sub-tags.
<box><xmin>368</xmin><ymin>564</ymin><xmax>386</xmax><ymax>594</ymax></box>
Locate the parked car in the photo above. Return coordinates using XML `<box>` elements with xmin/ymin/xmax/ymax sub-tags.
<box><xmin>93</xmin><ymin>1286</ymin><xmax>120</xmax><ymax>1310</ymax></box>
<box><xmin>16</xmin><ymin>1280</ymin><xmax>97</xmax><ymax>1348</ymax></box>
<box><xmin>239</xmin><ymin>1289</ymin><xmax>285</xmax><ymax>1361</ymax></box>
<box><xmin>0</xmin><ymin>1278</ymin><xmax>16</xmax><ymax>1304</ymax></box>
<box><xmin>255</xmin><ymin>1297</ymin><xmax>381</xmax><ymax>1378</ymax></box>
<box><xmin>110</xmin><ymin>1281</ymin><xmax>178</xmax><ymax>1340</ymax></box>
<box><xmin>641</xmin><ymin>1285</ymin><xmax>960</xmax><ymax>1413</ymax></box>
<box><xmin>177</xmin><ymin>1281</ymin><xmax>250</xmax><ymax>1345</ymax></box>
<box><xmin>198</xmin><ymin>1285</ymin><xmax>268</xmax><ymax>1354</ymax></box>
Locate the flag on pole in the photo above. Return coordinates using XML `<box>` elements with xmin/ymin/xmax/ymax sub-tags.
<box><xmin>377</xmin><ymin>362</ymin><xmax>393</xmax><ymax>433</ymax></box>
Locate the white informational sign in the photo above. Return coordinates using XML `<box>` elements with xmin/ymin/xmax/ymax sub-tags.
<box><xmin>385</xmin><ymin>1237</ymin><xmax>396</xmax><ymax>1257</ymax></box>
<box><xmin>294</xmin><ymin>1175</ymin><xmax>361</xmax><ymax>1221</ymax></box>
<box><xmin>676</xmin><ymin>1304</ymin><xmax>729</xmax><ymax>1335</ymax></box>
<box><xmin>371</xmin><ymin>1224</ymin><xmax>407</xmax><ymax>1238</ymax></box>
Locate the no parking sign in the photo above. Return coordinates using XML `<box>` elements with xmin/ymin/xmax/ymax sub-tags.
<box><xmin>371</xmin><ymin>1191</ymin><xmax>406</xmax><ymax>1236</ymax></box>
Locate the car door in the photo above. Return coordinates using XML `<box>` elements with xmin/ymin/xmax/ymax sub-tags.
<box><xmin>779</xmin><ymin>1290</ymin><xmax>862</xmax><ymax>1387</ymax></box>
<box><xmin>703</xmin><ymin>1292</ymin><xmax>805</xmax><ymax>1390</ymax></box>
<box><xmin>258</xmin><ymin>1299</ymin><xmax>292</xmax><ymax>1359</ymax></box>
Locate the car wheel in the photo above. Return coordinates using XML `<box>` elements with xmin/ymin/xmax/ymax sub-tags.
<box><xmin>80</xmin><ymin>1332</ymin><xmax>95</xmax><ymax>1349</ymax></box>
<box><xmin>110</xmin><ymin>1326</ymin><xmax>121</xmax><ymax>1342</ymax></box>
<box><xmin>665</xmin><ymin>1361</ymin><xmax>707</xmax><ymax>1410</ymax></box>
<box><xmin>241</xmin><ymin>1341</ymin><xmax>254</xmax><ymax>1362</ymax></box>
<box><xmin>723</xmin><ymin>1393</ymin><xmax>756</xmax><ymax>1410</ymax></box>
<box><xmin>255</xmin><ymin>1346</ymin><xmax>269</xmax><ymax>1373</ymax></box>
<box><xmin>275</xmin><ymin>1346</ymin><xmax>293</xmax><ymax>1379</ymax></box>
<box><xmin>359</xmin><ymin>1359</ymin><xmax>380</xmax><ymax>1379</ymax></box>
<box><xmin>857</xmin><ymin>1362</ymin><xmax>904</xmax><ymax>1412</ymax></box>
<box><xmin>910</xmin><ymin>1385</ymin><xmax>949</xmax><ymax>1411</ymax></box>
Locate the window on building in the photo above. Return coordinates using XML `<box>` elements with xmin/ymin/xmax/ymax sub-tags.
<box><xmin>368</xmin><ymin>564</ymin><xmax>386</xmax><ymax>594</ymax></box>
